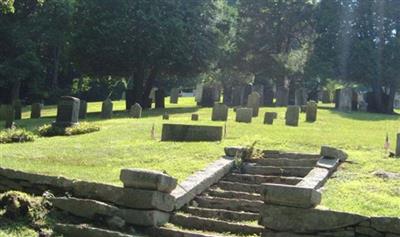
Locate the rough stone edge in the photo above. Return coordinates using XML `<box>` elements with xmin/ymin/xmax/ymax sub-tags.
<box><xmin>54</xmin><ymin>223</ymin><xmax>141</xmax><ymax>237</ymax></box>
<box><xmin>171</xmin><ymin>156</ymin><xmax>234</xmax><ymax>210</ymax></box>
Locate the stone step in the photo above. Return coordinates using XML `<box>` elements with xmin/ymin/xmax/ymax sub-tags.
<box><xmin>251</xmin><ymin>158</ymin><xmax>318</xmax><ymax>167</ymax></box>
<box><xmin>213</xmin><ymin>181</ymin><xmax>261</xmax><ymax>194</ymax></box>
<box><xmin>206</xmin><ymin>188</ymin><xmax>262</xmax><ymax>201</ymax></box>
<box><xmin>194</xmin><ymin>196</ymin><xmax>263</xmax><ymax>213</ymax></box>
<box><xmin>54</xmin><ymin>223</ymin><xmax>141</xmax><ymax>237</ymax></box>
<box><xmin>170</xmin><ymin>213</ymin><xmax>263</xmax><ymax>236</ymax></box>
<box><xmin>262</xmin><ymin>150</ymin><xmax>321</xmax><ymax>160</ymax></box>
<box><xmin>183</xmin><ymin>206</ymin><xmax>259</xmax><ymax>222</ymax></box>
<box><xmin>148</xmin><ymin>226</ymin><xmax>232</xmax><ymax>237</ymax></box>
<box><xmin>242</xmin><ymin>163</ymin><xmax>313</xmax><ymax>177</ymax></box>
<box><xmin>223</xmin><ymin>173</ymin><xmax>302</xmax><ymax>185</ymax></box>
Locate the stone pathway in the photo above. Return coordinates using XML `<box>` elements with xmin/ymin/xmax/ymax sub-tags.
<box><xmin>153</xmin><ymin>150</ymin><xmax>321</xmax><ymax>237</ymax></box>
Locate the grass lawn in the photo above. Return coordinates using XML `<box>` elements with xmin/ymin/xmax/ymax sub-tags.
<box><xmin>0</xmin><ymin>97</ymin><xmax>400</xmax><ymax>218</ymax></box>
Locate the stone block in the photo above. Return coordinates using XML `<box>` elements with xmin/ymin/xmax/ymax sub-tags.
<box><xmin>320</xmin><ymin>146</ymin><xmax>348</xmax><ymax>161</ymax></box>
<box><xmin>130</xmin><ymin>103</ymin><xmax>142</xmax><ymax>118</ymax></box>
<box><xmin>306</xmin><ymin>101</ymin><xmax>317</xmax><ymax>122</ymax></box>
<box><xmin>296</xmin><ymin>167</ymin><xmax>330</xmax><ymax>189</ymax></box>
<box><xmin>54</xmin><ymin>96</ymin><xmax>80</xmax><ymax>127</ymax></box>
<box><xmin>285</xmin><ymin>106</ymin><xmax>300</xmax><ymax>126</ymax></box>
<box><xmin>224</xmin><ymin>146</ymin><xmax>246</xmax><ymax>157</ymax></box>
<box><xmin>261</xmin><ymin>183</ymin><xmax>321</xmax><ymax>208</ymax></box>
<box><xmin>101</xmin><ymin>99</ymin><xmax>113</xmax><ymax>119</ymax></box>
<box><xmin>264</xmin><ymin>112</ymin><xmax>277</xmax><ymax>124</ymax></box>
<box><xmin>170</xmin><ymin>88</ymin><xmax>179</xmax><ymax>104</ymax></box>
<box><xmin>371</xmin><ymin>217</ymin><xmax>400</xmax><ymax>234</ymax></box>
<box><xmin>247</xmin><ymin>92</ymin><xmax>261</xmax><ymax>117</ymax></box>
<box><xmin>161</xmin><ymin>124</ymin><xmax>223</xmax><ymax>142</ymax></box>
<box><xmin>212</xmin><ymin>103</ymin><xmax>228</xmax><ymax>121</ymax></box>
<box><xmin>316</xmin><ymin>157</ymin><xmax>340</xmax><ymax>172</ymax></box>
<box><xmin>120</xmin><ymin>168</ymin><xmax>177</xmax><ymax>193</ymax></box>
<box><xmin>236</xmin><ymin>108</ymin><xmax>253</xmax><ymax>123</ymax></box>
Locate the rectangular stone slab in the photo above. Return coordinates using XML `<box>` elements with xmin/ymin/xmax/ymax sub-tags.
<box><xmin>120</xmin><ymin>168</ymin><xmax>177</xmax><ymax>193</ymax></box>
<box><xmin>161</xmin><ymin>124</ymin><xmax>223</xmax><ymax>142</ymax></box>
<box><xmin>296</xmin><ymin>167</ymin><xmax>330</xmax><ymax>189</ymax></box>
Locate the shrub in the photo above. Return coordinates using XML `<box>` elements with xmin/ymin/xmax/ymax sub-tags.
<box><xmin>0</xmin><ymin>191</ymin><xmax>46</xmax><ymax>221</ymax></box>
<box><xmin>38</xmin><ymin>122</ymin><xmax>100</xmax><ymax>137</ymax></box>
<box><xmin>0</xmin><ymin>129</ymin><xmax>35</xmax><ymax>144</ymax></box>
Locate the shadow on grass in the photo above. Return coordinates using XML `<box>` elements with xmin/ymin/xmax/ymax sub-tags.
<box><xmin>328</xmin><ymin>109</ymin><xmax>400</xmax><ymax>121</ymax></box>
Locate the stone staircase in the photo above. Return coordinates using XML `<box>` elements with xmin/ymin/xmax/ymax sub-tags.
<box><xmin>152</xmin><ymin>150</ymin><xmax>321</xmax><ymax>237</ymax></box>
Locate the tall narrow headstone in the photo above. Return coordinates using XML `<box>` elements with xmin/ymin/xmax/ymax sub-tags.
<box><xmin>264</xmin><ymin>112</ymin><xmax>277</xmax><ymax>125</ymax></box>
<box><xmin>223</xmin><ymin>86</ymin><xmax>232</xmax><ymax>106</ymax></box>
<box><xmin>263</xmin><ymin>86</ymin><xmax>275</xmax><ymax>107</ymax></box>
<box><xmin>236</xmin><ymin>108</ymin><xmax>253</xmax><ymax>123</ymax></box>
<box><xmin>155</xmin><ymin>89</ymin><xmax>165</xmax><ymax>109</ymax></box>
<box><xmin>295</xmin><ymin>88</ymin><xmax>307</xmax><ymax>106</ymax></box>
<box><xmin>31</xmin><ymin>103</ymin><xmax>42</xmax><ymax>119</ymax></box>
<box><xmin>306</xmin><ymin>101</ymin><xmax>317</xmax><ymax>122</ymax></box>
<box><xmin>231</xmin><ymin>87</ymin><xmax>242</xmax><ymax>106</ymax></box>
<box><xmin>212</xmin><ymin>103</ymin><xmax>228</xmax><ymax>121</ymax></box>
<box><xmin>101</xmin><ymin>99</ymin><xmax>113</xmax><ymax>119</ymax></box>
<box><xmin>338</xmin><ymin>88</ymin><xmax>352</xmax><ymax>112</ymax></box>
<box><xmin>195</xmin><ymin>84</ymin><xmax>203</xmax><ymax>104</ymax></box>
<box><xmin>130</xmin><ymin>103</ymin><xmax>142</xmax><ymax>118</ymax></box>
<box><xmin>285</xmin><ymin>105</ymin><xmax>300</xmax><ymax>126</ymax></box>
<box><xmin>149</xmin><ymin>88</ymin><xmax>158</xmax><ymax>103</ymax></box>
<box><xmin>4</xmin><ymin>105</ymin><xmax>14</xmax><ymax>129</ymax></box>
<box><xmin>247</xmin><ymin>92</ymin><xmax>261</xmax><ymax>117</ymax></box>
<box><xmin>54</xmin><ymin>96</ymin><xmax>80</xmax><ymax>127</ymax></box>
<box><xmin>276</xmin><ymin>86</ymin><xmax>289</xmax><ymax>107</ymax></box>
<box><xmin>79</xmin><ymin>100</ymin><xmax>87</xmax><ymax>119</ymax></box>
<box><xmin>200</xmin><ymin>86</ymin><xmax>215</xmax><ymax>107</ymax></box>
<box><xmin>13</xmin><ymin>100</ymin><xmax>22</xmax><ymax>120</ymax></box>
<box><xmin>240</xmin><ymin>84</ymin><xmax>253</xmax><ymax>106</ymax></box>
<box><xmin>252</xmin><ymin>85</ymin><xmax>265</xmax><ymax>105</ymax></box>
<box><xmin>170</xmin><ymin>88</ymin><xmax>179</xmax><ymax>104</ymax></box>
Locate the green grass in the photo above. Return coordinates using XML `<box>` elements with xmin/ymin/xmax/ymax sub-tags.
<box><xmin>0</xmin><ymin>98</ymin><xmax>400</xmax><ymax>218</ymax></box>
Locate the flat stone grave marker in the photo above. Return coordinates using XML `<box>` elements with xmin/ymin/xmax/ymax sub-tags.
<box><xmin>79</xmin><ymin>100</ymin><xmax>87</xmax><ymax>119</ymax></box>
<box><xmin>236</xmin><ymin>107</ymin><xmax>253</xmax><ymax>123</ymax></box>
<box><xmin>31</xmin><ymin>103</ymin><xmax>42</xmax><ymax>119</ymax></box>
<box><xmin>264</xmin><ymin>112</ymin><xmax>277</xmax><ymax>125</ymax></box>
<box><xmin>191</xmin><ymin>114</ymin><xmax>199</xmax><ymax>121</ymax></box>
<box><xmin>306</xmin><ymin>101</ymin><xmax>317</xmax><ymax>122</ymax></box>
<box><xmin>212</xmin><ymin>103</ymin><xmax>228</xmax><ymax>121</ymax></box>
<box><xmin>54</xmin><ymin>96</ymin><xmax>80</xmax><ymax>127</ymax></box>
<box><xmin>130</xmin><ymin>103</ymin><xmax>142</xmax><ymax>118</ymax></box>
<box><xmin>170</xmin><ymin>88</ymin><xmax>179</xmax><ymax>104</ymax></box>
<box><xmin>161</xmin><ymin>124</ymin><xmax>223</xmax><ymax>142</ymax></box>
<box><xmin>286</xmin><ymin>105</ymin><xmax>300</xmax><ymax>126</ymax></box>
<box><xmin>101</xmin><ymin>99</ymin><xmax>113</xmax><ymax>119</ymax></box>
<box><xmin>247</xmin><ymin>92</ymin><xmax>261</xmax><ymax>117</ymax></box>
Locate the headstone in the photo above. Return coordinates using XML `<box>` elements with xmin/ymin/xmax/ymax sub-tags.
<box><xmin>101</xmin><ymin>99</ymin><xmax>113</xmax><ymax>119</ymax></box>
<box><xmin>212</xmin><ymin>86</ymin><xmax>221</xmax><ymax>102</ymax></box>
<box><xmin>149</xmin><ymin>88</ymin><xmax>158</xmax><ymax>103</ymax></box>
<box><xmin>13</xmin><ymin>100</ymin><xmax>22</xmax><ymax>120</ymax></box>
<box><xmin>264</xmin><ymin>112</ymin><xmax>277</xmax><ymax>125</ymax></box>
<box><xmin>295</xmin><ymin>88</ymin><xmax>307</xmax><ymax>106</ymax></box>
<box><xmin>263</xmin><ymin>86</ymin><xmax>275</xmax><ymax>107</ymax></box>
<box><xmin>231</xmin><ymin>86</ymin><xmax>242</xmax><ymax>106</ymax></box>
<box><xmin>191</xmin><ymin>114</ymin><xmax>199</xmax><ymax>121</ymax></box>
<box><xmin>170</xmin><ymin>88</ymin><xmax>179</xmax><ymax>104</ymax></box>
<box><xmin>162</xmin><ymin>113</ymin><xmax>169</xmax><ymax>120</ymax></box>
<box><xmin>222</xmin><ymin>86</ymin><xmax>232</xmax><ymax>106</ymax></box>
<box><xmin>54</xmin><ymin>96</ymin><xmax>80</xmax><ymax>127</ymax></box>
<box><xmin>200</xmin><ymin>86</ymin><xmax>215</xmax><ymax>107</ymax></box>
<box><xmin>195</xmin><ymin>84</ymin><xmax>203</xmax><ymax>103</ymax></box>
<box><xmin>285</xmin><ymin>105</ymin><xmax>300</xmax><ymax>126</ymax></box>
<box><xmin>396</xmin><ymin>134</ymin><xmax>400</xmax><ymax>157</ymax></box>
<box><xmin>79</xmin><ymin>100</ymin><xmax>87</xmax><ymax>119</ymax></box>
<box><xmin>31</xmin><ymin>103</ymin><xmax>42</xmax><ymax>119</ymax></box>
<box><xmin>247</xmin><ymin>92</ymin><xmax>261</xmax><ymax>117</ymax></box>
<box><xmin>4</xmin><ymin>105</ymin><xmax>14</xmax><ymax>129</ymax></box>
<box><xmin>130</xmin><ymin>103</ymin><xmax>142</xmax><ymax>118</ymax></box>
<box><xmin>161</xmin><ymin>124</ymin><xmax>223</xmax><ymax>142</ymax></box>
<box><xmin>306</xmin><ymin>101</ymin><xmax>317</xmax><ymax>122</ymax></box>
<box><xmin>236</xmin><ymin>108</ymin><xmax>253</xmax><ymax>123</ymax></box>
<box><xmin>338</xmin><ymin>88</ymin><xmax>352</xmax><ymax>112</ymax></box>
<box><xmin>322</xmin><ymin>90</ymin><xmax>331</xmax><ymax>103</ymax></box>
<box><xmin>212</xmin><ymin>103</ymin><xmax>228</xmax><ymax>121</ymax></box>
<box><xmin>155</xmin><ymin>89</ymin><xmax>165</xmax><ymax>109</ymax></box>
<box><xmin>240</xmin><ymin>84</ymin><xmax>253</xmax><ymax>106</ymax></box>
<box><xmin>276</xmin><ymin>86</ymin><xmax>289</xmax><ymax>107</ymax></box>
<box><xmin>252</xmin><ymin>85</ymin><xmax>264</xmax><ymax>106</ymax></box>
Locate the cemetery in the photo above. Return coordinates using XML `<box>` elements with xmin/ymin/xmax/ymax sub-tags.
<box><xmin>1</xmin><ymin>0</ymin><xmax>400</xmax><ymax>237</ymax></box>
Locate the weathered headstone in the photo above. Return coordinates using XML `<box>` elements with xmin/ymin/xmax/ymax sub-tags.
<box><xmin>264</xmin><ymin>112</ymin><xmax>277</xmax><ymax>125</ymax></box>
<box><xmin>149</xmin><ymin>88</ymin><xmax>158</xmax><ymax>103</ymax></box>
<box><xmin>4</xmin><ymin>105</ymin><xmax>14</xmax><ymax>129</ymax></box>
<box><xmin>200</xmin><ymin>86</ymin><xmax>215</xmax><ymax>107</ymax></box>
<box><xmin>155</xmin><ymin>89</ymin><xmax>165</xmax><ymax>109</ymax></box>
<box><xmin>194</xmin><ymin>83</ymin><xmax>203</xmax><ymax>104</ymax></box>
<box><xmin>295</xmin><ymin>88</ymin><xmax>307</xmax><ymax>106</ymax></box>
<box><xmin>31</xmin><ymin>103</ymin><xmax>42</xmax><ymax>119</ymax></box>
<box><xmin>54</xmin><ymin>96</ymin><xmax>80</xmax><ymax>127</ymax></box>
<box><xmin>247</xmin><ymin>92</ymin><xmax>261</xmax><ymax>117</ymax></box>
<box><xmin>212</xmin><ymin>103</ymin><xmax>228</xmax><ymax>121</ymax></box>
<box><xmin>338</xmin><ymin>88</ymin><xmax>352</xmax><ymax>112</ymax></box>
<box><xmin>322</xmin><ymin>90</ymin><xmax>331</xmax><ymax>103</ymax></box>
<box><xmin>306</xmin><ymin>101</ymin><xmax>317</xmax><ymax>122</ymax></box>
<box><xmin>191</xmin><ymin>114</ymin><xmax>199</xmax><ymax>121</ymax></box>
<box><xmin>161</xmin><ymin>124</ymin><xmax>223</xmax><ymax>142</ymax></box>
<box><xmin>285</xmin><ymin>105</ymin><xmax>300</xmax><ymax>126</ymax></box>
<box><xmin>236</xmin><ymin>108</ymin><xmax>253</xmax><ymax>123</ymax></box>
<box><xmin>101</xmin><ymin>99</ymin><xmax>113</xmax><ymax>119</ymax></box>
<box><xmin>130</xmin><ymin>103</ymin><xmax>142</xmax><ymax>118</ymax></box>
<box><xmin>212</xmin><ymin>86</ymin><xmax>221</xmax><ymax>102</ymax></box>
<box><xmin>263</xmin><ymin>86</ymin><xmax>275</xmax><ymax>107</ymax></box>
<box><xmin>170</xmin><ymin>88</ymin><xmax>179</xmax><ymax>104</ymax></box>
<box><xmin>240</xmin><ymin>84</ymin><xmax>253</xmax><ymax>106</ymax></box>
<box><xmin>79</xmin><ymin>100</ymin><xmax>87</xmax><ymax>119</ymax></box>
<box><xmin>13</xmin><ymin>100</ymin><xmax>22</xmax><ymax>120</ymax></box>
<box><xmin>231</xmin><ymin>86</ymin><xmax>242</xmax><ymax>106</ymax></box>
<box><xmin>252</xmin><ymin>85</ymin><xmax>264</xmax><ymax>106</ymax></box>
<box><xmin>276</xmin><ymin>86</ymin><xmax>289</xmax><ymax>107</ymax></box>
<box><xmin>222</xmin><ymin>86</ymin><xmax>232</xmax><ymax>106</ymax></box>
<box><xmin>162</xmin><ymin>113</ymin><xmax>169</xmax><ymax>120</ymax></box>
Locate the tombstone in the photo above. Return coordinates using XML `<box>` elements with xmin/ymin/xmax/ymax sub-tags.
<box><xmin>240</xmin><ymin>84</ymin><xmax>253</xmax><ymax>106</ymax></box>
<box><xmin>337</xmin><ymin>88</ymin><xmax>352</xmax><ymax>112</ymax></box>
<box><xmin>4</xmin><ymin>105</ymin><xmax>14</xmax><ymax>129</ymax></box>
<box><xmin>149</xmin><ymin>88</ymin><xmax>158</xmax><ymax>103</ymax></box>
<box><xmin>53</xmin><ymin>96</ymin><xmax>80</xmax><ymax>127</ymax></box>
<box><xmin>162</xmin><ymin>113</ymin><xmax>169</xmax><ymax>120</ymax></box>
<box><xmin>285</xmin><ymin>105</ymin><xmax>300</xmax><ymax>126</ymax></box>
<box><xmin>212</xmin><ymin>103</ymin><xmax>228</xmax><ymax>121</ymax></box>
<box><xmin>130</xmin><ymin>103</ymin><xmax>142</xmax><ymax>118</ymax></box>
<box><xmin>191</xmin><ymin>114</ymin><xmax>199</xmax><ymax>121</ymax></box>
<box><xmin>79</xmin><ymin>100</ymin><xmax>87</xmax><ymax>119</ymax></box>
<box><xmin>247</xmin><ymin>92</ymin><xmax>261</xmax><ymax>117</ymax></box>
<box><xmin>295</xmin><ymin>88</ymin><xmax>307</xmax><ymax>106</ymax></box>
<box><xmin>263</xmin><ymin>86</ymin><xmax>275</xmax><ymax>107</ymax></box>
<box><xmin>252</xmin><ymin>85</ymin><xmax>265</xmax><ymax>106</ymax></box>
<box><xmin>222</xmin><ymin>86</ymin><xmax>232</xmax><ymax>106</ymax></box>
<box><xmin>30</xmin><ymin>103</ymin><xmax>43</xmax><ymax>119</ymax></box>
<box><xmin>276</xmin><ymin>86</ymin><xmax>289</xmax><ymax>107</ymax></box>
<box><xmin>231</xmin><ymin>86</ymin><xmax>242</xmax><ymax>106</ymax></box>
<box><xmin>195</xmin><ymin>84</ymin><xmax>203</xmax><ymax>104</ymax></box>
<box><xmin>264</xmin><ymin>112</ymin><xmax>277</xmax><ymax>125</ymax></box>
<box><xmin>322</xmin><ymin>90</ymin><xmax>331</xmax><ymax>103</ymax></box>
<box><xmin>396</xmin><ymin>133</ymin><xmax>400</xmax><ymax>157</ymax></box>
<box><xmin>200</xmin><ymin>86</ymin><xmax>215</xmax><ymax>107</ymax></box>
<box><xmin>155</xmin><ymin>89</ymin><xmax>165</xmax><ymax>109</ymax></box>
<box><xmin>306</xmin><ymin>101</ymin><xmax>317</xmax><ymax>122</ymax></box>
<box><xmin>101</xmin><ymin>99</ymin><xmax>113</xmax><ymax>119</ymax></box>
<box><xmin>170</xmin><ymin>88</ymin><xmax>179</xmax><ymax>104</ymax></box>
<box><xmin>13</xmin><ymin>100</ymin><xmax>22</xmax><ymax>120</ymax></box>
<box><xmin>212</xmin><ymin>86</ymin><xmax>221</xmax><ymax>102</ymax></box>
<box><xmin>236</xmin><ymin>108</ymin><xmax>253</xmax><ymax>123</ymax></box>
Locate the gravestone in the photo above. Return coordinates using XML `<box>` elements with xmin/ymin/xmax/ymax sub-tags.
<box><xmin>54</xmin><ymin>96</ymin><xmax>80</xmax><ymax>127</ymax></box>
<box><xmin>236</xmin><ymin>108</ymin><xmax>253</xmax><ymax>123</ymax></box>
<box><xmin>155</xmin><ymin>89</ymin><xmax>165</xmax><ymax>109</ymax></box>
<box><xmin>322</xmin><ymin>90</ymin><xmax>331</xmax><ymax>103</ymax></box>
<box><xmin>162</xmin><ymin>113</ymin><xmax>169</xmax><ymax>120</ymax></box>
<box><xmin>195</xmin><ymin>83</ymin><xmax>203</xmax><ymax>104</ymax></box>
<box><xmin>240</xmin><ymin>84</ymin><xmax>253</xmax><ymax>106</ymax></box>
<box><xmin>130</xmin><ymin>103</ymin><xmax>142</xmax><ymax>118</ymax></box>
<box><xmin>161</xmin><ymin>124</ymin><xmax>223</xmax><ymax>142</ymax></box>
<box><xmin>31</xmin><ymin>103</ymin><xmax>43</xmax><ymax>119</ymax></box>
<box><xmin>264</xmin><ymin>112</ymin><xmax>277</xmax><ymax>125</ymax></box>
<box><xmin>79</xmin><ymin>100</ymin><xmax>87</xmax><ymax>119</ymax></box>
<box><xmin>264</xmin><ymin>86</ymin><xmax>275</xmax><ymax>107</ymax></box>
<box><xmin>200</xmin><ymin>86</ymin><xmax>215</xmax><ymax>107</ymax></box>
<box><xmin>222</xmin><ymin>86</ymin><xmax>232</xmax><ymax>106</ymax></box>
<box><xmin>101</xmin><ymin>99</ymin><xmax>113</xmax><ymax>119</ymax></box>
<box><xmin>13</xmin><ymin>100</ymin><xmax>22</xmax><ymax>120</ymax></box>
<box><xmin>149</xmin><ymin>88</ymin><xmax>158</xmax><ymax>103</ymax></box>
<box><xmin>276</xmin><ymin>86</ymin><xmax>289</xmax><ymax>107</ymax></box>
<box><xmin>306</xmin><ymin>101</ymin><xmax>318</xmax><ymax>122</ymax></box>
<box><xmin>212</xmin><ymin>103</ymin><xmax>228</xmax><ymax>121</ymax></box>
<box><xmin>253</xmin><ymin>85</ymin><xmax>265</xmax><ymax>106</ymax></box>
<box><xmin>295</xmin><ymin>88</ymin><xmax>307</xmax><ymax>106</ymax></box>
<box><xmin>338</xmin><ymin>88</ymin><xmax>352</xmax><ymax>112</ymax></box>
<box><xmin>285</xmin><ymin>105</ymin><xmax>300</xmax><ymax>126</ymax></box>
<box><xmin>4</xmin><ymin>105</ymin><xmax>14</xmax><ymax>129</ymax></box>
<box><xmin>212</xmin><ymin>86</ymin><xmax>221</xmax><ymax>102</ymax></box>
<box><xmin>231</xmin><ymin>87</ymin><xmax>242</xmax><ymax>106</ymax></box>
<box><xmin>191</xmin><ymin>114</ymin><xmax>199</xmax><ymax>121</ymax></box>
<box><xmin>247</xmin><ymin>92</ymin><xmax>261</xmax><ymax>117</ymax></box>
<box><xmin>170</xmin><ymin>88</ymin><xmax>179</xmax><ymax>104</ymax></box>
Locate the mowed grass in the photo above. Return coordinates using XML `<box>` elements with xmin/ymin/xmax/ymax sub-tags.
<box><xmin>0</xmin><ymin>97</ymin><xmax>400</xmax><ymax>217</ymax></box>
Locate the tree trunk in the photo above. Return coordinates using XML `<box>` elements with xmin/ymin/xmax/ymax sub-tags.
<box><xmin>52</xmin><ymin>46</ymin><xmax>60</xmax><ymax>90</ymax></box>
<box><xmin>386</xmin><ymin>85</ymin><xmax>396</xmax><ymax>114</ymax></box>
